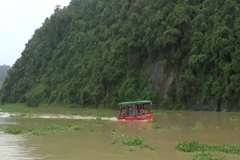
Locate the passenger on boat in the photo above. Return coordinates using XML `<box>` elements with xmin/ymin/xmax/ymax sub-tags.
<box><xmin>133</xmin><ymin>105</ymin><xmax>137</xmax><ymax>115</ymax></box>
<box><xmin>140</xmin><ymin>106</ymin><xmax>145</xmax><ymax>115</ymax></box>
<box><xmin>128</xmin><ymin>107</ymin><xmax>133</xmax><ymax>115</ymax></box>
<box><xmin>117</xmin><ymin>108</ymin><xmax>121</xmax><ymax>117</ymax></box>
<box><xmin>126</xmin><ymin>107</ymin><xmax>129</xmax><ymax>115</ymax></box>
<box><xmin>132</xmin><ymin>105</ymin><xmax>135</xmax><ymax>115</ymax></box>
<box><xmin>136</xmin><ymin>105</ymin><xmax>140</xmax><ymax>114</ymax></box>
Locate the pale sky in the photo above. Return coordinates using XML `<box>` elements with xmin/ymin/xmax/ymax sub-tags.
<box><xmin>0</xmin><ymin>0</ymin><xmax>71</xmax><ymax>66</ymax></box>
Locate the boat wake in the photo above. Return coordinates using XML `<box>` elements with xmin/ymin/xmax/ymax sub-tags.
<box><xmin>0</xmin><ymin>112</ymin><xmax>11</xmax><ymax>118</ymax></box>
<box><xmin>0</xmin><ymin>112</ymin><xmax>149</xmax><ymax>122</ymax></box>
<box><xmin>0</xmin><ymin>112</ymin><xmax>118</xmax><ymax>121</ymax></box>
<box><xmin>34</xmin><ymin>114</ymin><xmax>119</xmax><ymax>121</ymax></box>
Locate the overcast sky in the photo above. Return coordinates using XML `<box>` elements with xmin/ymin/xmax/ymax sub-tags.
<box><xmin>0</xmin><ymin>0</ymin><xmax>71</xmax><ymax>66</ymax></box>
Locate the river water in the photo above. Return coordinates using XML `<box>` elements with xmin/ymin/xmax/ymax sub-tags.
<box><xmin>0</xmin><ymin>111</ymin><xmax>240</xmax><ymax>160</ymax></box>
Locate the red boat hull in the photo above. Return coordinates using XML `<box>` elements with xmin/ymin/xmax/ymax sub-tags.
<box><xmin>117</xmin><ymin>112</ymin><xmax>153</xmax><ymax>121</ymax></box>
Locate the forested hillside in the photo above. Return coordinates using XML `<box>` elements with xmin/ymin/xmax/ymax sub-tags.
<box><xmin>1</xmin><ymin>0</ymin><xmax>240</xmax><ymax>109</ymax></box>
<box><xmin>0</xmin><ymin>65</ymin><xmax>11</xmax><ymax>89</ymax></box>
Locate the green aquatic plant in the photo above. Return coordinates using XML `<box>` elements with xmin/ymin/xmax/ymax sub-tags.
<box><xmin>177</xmin><ymin>141</ymin><xmax>240</xmax><ymax>154</ymax></box>
<box><xmin>31</xmin><ymin>130</ymin><xmax>45</xmax><ymax>136</ymax></box>
<box><xmin>41</xmin><ymin>124</ymin><xmax>66</xmax><ymax>132</ymax></box>
<box><xmin>141</xmin><ymin>144</ymin><xmax>159</xmax><ymax>150</ymax></box>
<box><xmin>192</xmin><ymin>152</ymin><xmax>225</xmax><ymax>160</ymax></box>
<box><xmin>4</xmin><ymin>128</ymin><xmax>26</xmax><ymax>135</ymax></box>
<box><xmin>65</xmin><ymin>123</ymin><xmax>82</xmax><ymax>130</ymax></box>
<box><xmin>0</xmin><ymin>126</ymin><xmax>6</xmax><ymax>130</ymax></box>
<box><xmin>178</xmin><ymin>141</ymin><xmax>208</xmax><ymax>152</ymax></box>
<box><xmin>72</xmin><ymin>125</ymin><xmax>81</xmax><ymax>130</ymax></box>
<box><xmin>92</xmin><ymin>117</ymin><xmax>103</xmax><ymax>124</ymax></box>
<box><xmin>86</xmin><ymin>128</ymin><xmax>99</xmax><ymax>133</ymax></box>
<box><xmin>2</xmin><ymin>123</ymin><xmax>83</xmax><ymax>136</ymax></box>
<box><xmin>111</xmin><ymin>129</ymin><xmax>117</xmax><ymax>136</ymax></box>
<box><xmin>120</xmin><ymin>137</ymin><xmax>144</xmax><ymax>146</ymax></box>
<box><xmin>191</xmin><ymin>122</ymin><xmax>203</xmax><ymax>129</ymax></box>
<box><xmin>91</xmin><ymin>117</ymin><xmax>111</xmax><ymax>124</ymax></box>
<box><xmin>155</xmin><ymin>124</ymin><xmax>164</xmax><ymax>129</ymax></box>
<box><xmin>138</xmin><ymin>127</ymin><xmax>151</xmax><ymax>130</ymax></box>
<box><xmin>229</xmin><ymin>116</ymin><xmax>238</xmax><ymax>121</ymax></box>
<box><xmin>120</xmin><ymin>136</ymin><xmax>158</xmax><ymax>150</ymax></box>
<box><xmin>172</xmin><ymin>124</ymin><xmax>182</xmax><ymax>129</ymax></box>
<box><xmin>110</xmin><ymin>130</ymin><xmax>127</xmax><ymax>138</ymax></box>
<box><xmin>148</xmin><ymin>118</ymin><xmax>156</xmax><ymax>123</ymax></box>
<box><xmin>10</xmin><ymin>113</ymin><xmax>31</xmax><ymax>118</ymax></box>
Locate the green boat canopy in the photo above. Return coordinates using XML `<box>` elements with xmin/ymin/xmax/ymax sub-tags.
<box><xmin>118</xmin><ymin>100</ymin><xmax>152</xmax><ymax>106</ymax></box>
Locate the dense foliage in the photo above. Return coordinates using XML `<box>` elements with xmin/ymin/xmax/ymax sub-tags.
<box><xmin>0</xmin><ymin>65</ymin><xmax>11</xmax><ymax>89</ymax></box>
<box><xmin>1</xmin><ymin>0</ymin><xmax>240</xmax><ymax>109</ymax></box>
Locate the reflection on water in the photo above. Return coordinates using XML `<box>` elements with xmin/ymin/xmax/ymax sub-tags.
<box><xmin>0</xmin><ymin>132</ymin><xmax>42</xmax><ymax>160</ymax></box>
<box><xmin>0</xmin><ymin>117</ymin><xmax>42</xmax><ymax>160</ymax></box>
<box><xmin>0</xmin><ymin>111</ymin><xmax>240</xmax><ymax>160</ymax></box>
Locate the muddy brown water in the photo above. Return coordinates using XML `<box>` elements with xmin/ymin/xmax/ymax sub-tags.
<box><xmin>1</xmin><ymin>111</ymin><xmax>240</xmax><ymax>160</ymax></box>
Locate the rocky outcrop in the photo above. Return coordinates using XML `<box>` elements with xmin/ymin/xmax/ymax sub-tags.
<box><xmin>191</xmin><ymin>98</ymin><xmax>217</xmax><ymax>111</ymax></box>
<box><xmin>191</xmin><ymin>99</ymin><xmax>239</xmax><ymax>112</ymax></box>
<box><xmin>145</xmin><ymin>64</ymin><xmax>240</xmax><ymax>112</ymax></box>
<box><xmin>145</xmin><ymin>64</ymin><xmax>174</xmax><ymax>98</ymax></box>
<box><xmin>221</xmin><ymin>100</ymin><xmax>239</xmax><ymax>112</ymax></box>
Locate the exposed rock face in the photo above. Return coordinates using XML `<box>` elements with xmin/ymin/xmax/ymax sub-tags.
<box><xmin>145</xmin><ymin>64</ymin><xmax>240</xmax><ymax>112</ymax></box>
<box><xmin>145</xmin><ymin>64</ymin><xmax>174</xmax><ymax>99</ymax></box>
<box><xmin>191</xmin><ymin>98</ymin><xmax>217</xmax><ymax>111</ymax></box>
<box><xmin>187</xmin><ymin>97</ymin><xmax>239</xmax><ymax>112</ymax></box>
<box><xmin>221</xmin><ymin>101</ymin><xmax>239</xmax><ymax>112</ymax></box>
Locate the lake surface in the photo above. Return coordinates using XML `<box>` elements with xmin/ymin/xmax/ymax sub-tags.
<box><xmin>0</xmin><ymin>111</ymin><xmax>240</xmax><ymax>160</ymax></box>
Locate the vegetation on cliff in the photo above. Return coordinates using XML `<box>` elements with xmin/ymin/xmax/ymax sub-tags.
<box><xmin>0</xmin><ymin>65</ymin><xmax>11</xmax><ymax>89</ymax></box>
<box><xmin>1</xmin><ymin>0</ymin><xmax>240</xmax><ymax>109</ymax></box>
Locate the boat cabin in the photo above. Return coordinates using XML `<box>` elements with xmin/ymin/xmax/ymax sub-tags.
<box><xmin>117</xmin><ymin>100</ymin><xmax>153</xmax><ymax>120</ymax></box>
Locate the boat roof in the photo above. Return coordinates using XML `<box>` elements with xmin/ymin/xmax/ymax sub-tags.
<box><xmin>118</xmin><ymin>100</ymin><xmax>152</xmax><ymax>106</ymax></box>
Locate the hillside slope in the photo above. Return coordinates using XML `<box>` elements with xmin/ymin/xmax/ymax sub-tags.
<box><xmin>0</xmin><ymin>65</ymin><xmax>11</xmax><ymax>89</ymax></box>
<box><xmin>1</xmin><ymin>0</ymin><xmax>240</xmax><ymax>110</ymax></box>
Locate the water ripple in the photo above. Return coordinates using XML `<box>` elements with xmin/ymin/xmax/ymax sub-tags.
<box><xmin>0</xmin><ymin>130</ymin><xmax>42</xmax><ymax>160</ymax></box>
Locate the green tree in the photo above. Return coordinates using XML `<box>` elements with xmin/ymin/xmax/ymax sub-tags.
<box><xmin>2</xmin><ymin>0</ymin><xmax>240</xmax><ymax>109</ymax></box>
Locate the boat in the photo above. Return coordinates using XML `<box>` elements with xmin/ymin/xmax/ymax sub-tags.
<box><xmin>116</xmin><ymin>100</ymin><xmax>153</xmax><ymax>121</ymax></box>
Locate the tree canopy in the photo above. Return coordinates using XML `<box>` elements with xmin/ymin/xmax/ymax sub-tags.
<box><xmin>1</xmin><ymin>0</ymin><xmax>240</xmax><ymax>109</ymax></box>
